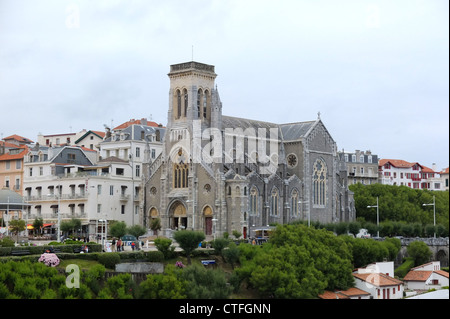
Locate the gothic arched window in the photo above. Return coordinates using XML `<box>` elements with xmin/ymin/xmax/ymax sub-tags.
<box><xmin>176</xmin><ymin>90</ymin><xmax>181</xmax><ymax>119</ymax></box>
<box><xmin>183</xmin><ymin>89</ymin><xmax>188</xmax><ymax>117</ymax></box>
<box><xmin>173</xmin><ymin>163</ymin><xmax>189</xmax><ymax>188</ymax></box>
<box><xmin>313</xmin><ymin>159</ymin><xmax>327</xmax><ymax>206</ymax></box>
<box><xmin>270</xmin><ymin>187</ymin><xmax>279</xmax><ymax>217</ymax></box>
<box><xmin>249</xmin><ymin>186</ymin><xmax>259</xmax><ymax>216</ymax></box>
<box><xmin>197</xmin><ymin>89</ymin><xmax>203</xmax><ymax>118</ymax></box>
<box><xmin>203</xmin><ymin>90</ymin><xmax>208</xmax><ymax>119</ymax></box>
<box><xmin>291</xmin><ymin>189</ymin><xmax>299</xmax><ymax>217</ymax></box>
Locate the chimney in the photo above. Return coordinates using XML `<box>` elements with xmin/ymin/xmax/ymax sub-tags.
<box><xmin>432</xmin><ymin>163</ymin><xmax>437</xmax><ymax>172</ymax></box>
<box><xmin>141</xmin><ymin>118</ymin><xmax>147</xmax><ymax>126</ymax></box>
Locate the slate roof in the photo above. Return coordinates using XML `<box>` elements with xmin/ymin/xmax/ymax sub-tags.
<box><xmin>104</xmin><ymin>124</ymin><xmax>166</xmax><ymax>142</ymax></box>
<box><xmin>221</xmin><ymin>115</ymin><xmax>318</xmax><ymax>142</ymax></box>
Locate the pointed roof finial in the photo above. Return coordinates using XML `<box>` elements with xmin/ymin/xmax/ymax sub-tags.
<box><xmin>317</xmin><ymin>111</ymin><xmax>321</xmax><ymax>120</ymax></box>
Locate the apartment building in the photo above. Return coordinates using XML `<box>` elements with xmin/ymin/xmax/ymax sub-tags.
<box><xmin>0</xmin><ymin>135</ymin><xmax>33</xmax><ymax>195</ymax></box>
<box><xmin>378</xmin><ymin>159</ymin><xmax>443</xmax><ymax>190</ymax></box>
<box><xmin>338</xmin><ymin>150</ymin><xmax>379</xmax><ymax>185</ymax></box>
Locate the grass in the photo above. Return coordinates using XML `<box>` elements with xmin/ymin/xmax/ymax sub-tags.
<box><xmin>57</xmin><ymin>258</ymin><xmax>103</xmax><ymax>271</ymax></box>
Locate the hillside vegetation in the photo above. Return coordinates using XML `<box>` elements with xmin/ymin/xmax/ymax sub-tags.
<box><xmin>350</xmin><ymin>184</ymin><xmax>449</xmax><ymax>234</ymax></box>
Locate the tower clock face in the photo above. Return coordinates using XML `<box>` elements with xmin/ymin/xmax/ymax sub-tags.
<box><xmin>287</xmin><ymin>154</ymin><xmax>298</xmax><ymax>168</ymax></box>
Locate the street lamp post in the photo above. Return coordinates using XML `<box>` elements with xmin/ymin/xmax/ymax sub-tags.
<box><xmin>423</xmin><ymin>195</ymin><xmax>436</xmax><ymax>238</ymax></box>
<box><xmin>367</xmin><ymin>197</ymin><xmax>379</xmax><ymax>238</ymax></box>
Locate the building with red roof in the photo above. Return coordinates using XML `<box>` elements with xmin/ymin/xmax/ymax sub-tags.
<box><xmin>0</xmin><ymin>135</ymin><xmax>31</xmax><ymax>196</ymax></box>
<box><xmin>403</xmin><ymin>261</ymin><xmax>449</xmax><ymax>291</ymax></box>
<box><xmin>378</xmin><ymin>159</ymin><xmax>445</xmax><ymax>191</ymax></box>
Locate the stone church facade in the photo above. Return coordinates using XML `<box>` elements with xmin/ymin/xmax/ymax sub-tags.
<box><xmin>144</xmin><ymin>61</ymin><xmax>355</xmax><ymax>238</ymax></box>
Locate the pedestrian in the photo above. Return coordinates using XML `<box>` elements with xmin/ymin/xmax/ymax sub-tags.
<box><xmin>131</xmin><ymin>241</ymin><xmax>135</xmax><ymax>251</ymax></box>
<box><xmin>116</xmin><ymin>238</ymin><xmax>121</xmax><ymax>252</ymax></box>
<box><xmin>111</xmin><ymin>238</ymin><xmax>116</xmax><ymax>252</ymax></box>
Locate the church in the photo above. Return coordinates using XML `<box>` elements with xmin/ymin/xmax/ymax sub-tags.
<box><xmin>144</xmin><ymin>61</ymin><xmax>355</xmax><ymax>239</ymax></box>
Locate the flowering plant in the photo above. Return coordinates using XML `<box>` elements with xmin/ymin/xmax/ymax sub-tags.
<box><xmin>38</xmin><ymin>253</ymin><xmax>60</xmax><ymax>267</ymax></box>
<box><xmin>175</xmin><ymin>261</ymin><xmax>185</xmax><ymax>268</ymax></box>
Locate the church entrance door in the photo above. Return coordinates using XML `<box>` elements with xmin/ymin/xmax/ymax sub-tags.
<box><xmin>169</xmin><ymin>201</ymin><xmax>187</xmax><ymax>230</ymax></box>
<box><xmin>203</xmin><ymin>206</ymin><xmax>213</xmax><ymax>235</ymax></box>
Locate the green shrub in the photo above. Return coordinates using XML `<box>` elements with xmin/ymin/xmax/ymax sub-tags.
<box><xmin>395</xmin><ymin>257</ymin><xmax>415</xmax><ymax>278</ymax></box>
<box><xmin>146</xmin><ymin>251</ymin><xmax>164</xmax><ymax>262</ymax></box>
<box><xmin>154</xmin><ymin>238</ymin><xmax>176</xmax><ymax>259</ymax></box>
<box><xmin>0</xmin><ymin>247</ymin><xmax>12</xmax><ymax>256</ymax></box>
<box><xmin>97</xmin><ymin>253</ymin><xmax>120</xmax><ymax>269</ymax></box>
<box><xmin>0</xmin><ymin>237</ymin><xmax>15</xmax><ymax>247</ymax></box>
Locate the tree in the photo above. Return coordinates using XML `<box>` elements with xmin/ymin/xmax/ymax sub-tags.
<box><xmin>150</xmin><ymin>218</ymin><xmax>162</xmax><ymax>237</ymax></box>
<box><xmin>60</xmin><ymin>218</ymin><xmax>82</xmax><ymax>237</ymax></box>
<box><xmin>154</xmin><ymin>238</ymin><xmax>176</xmax><ymax>259</ymax></box>
<box><xmin>223</xmin><ymin>242</ymin><xmax>240</xmax><ymax>270</ymax></box>
<box><xmin>138</xmin><ymin>265</ymin><xmax>186</xmax><ymax>299</ymax></box>
<box><xmin>181</xmin><ymin>264</ymin><xmax>232</xmax><ymax>299</ymax></box>
<box><xmin>109</xmin><ymin>221</ymin><xmax>127</xmax><ymax>239</ymax></box>
<box><xmin>9</xmin><ymin>219</ymin><xmax>25</xmax><ymax>242</ymax></box>
<box><xmin>32</xmin><ymin>218</ymin><xmax>44</xmax><ymax>236</ymax></box>
<box><xmin>211</xmin><ymin>237</ymin><xmax>229</xmax><ymax>262</ymax></box>
<box><xmin>407</xmin><ymin>241</ymin><xmax>432</xmax><ymax>266</ymax></box>
<box><xmin>127</xmin><ymin>224</ymin><xmax>146</xmax><ymax>239</ymax></box>
<box><xmin>173</xmin><ymin>230</ymin><xmax>205</xmax><ymax>265</ymax></box>
<box><xmin>235</xmin><ymin>224</ymin><xmax>354</xmax><ymax>298</ymax></box>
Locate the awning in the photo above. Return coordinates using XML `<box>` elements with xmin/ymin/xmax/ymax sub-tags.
<box><xmin>27</xmin><ymin>223</ymin><xmax>54</xmax><ymax>229</ymax></box>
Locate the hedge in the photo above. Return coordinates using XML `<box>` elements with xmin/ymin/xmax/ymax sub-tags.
<box><xmin>0</xmin><ymin>243</ymin><xmax>102</xmax><ymax>256</ymax></box>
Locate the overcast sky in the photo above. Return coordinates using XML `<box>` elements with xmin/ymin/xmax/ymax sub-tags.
<box><xmin>0</xmin><ymin>0</ymin><xmax>448</xmax><ymax>170</ymax></box>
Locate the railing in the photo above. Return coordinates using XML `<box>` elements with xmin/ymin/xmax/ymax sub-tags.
<box><xmin>24</xmin><ymin>194</ymin><xmax>88</xmax><ymax>201</ymax></box>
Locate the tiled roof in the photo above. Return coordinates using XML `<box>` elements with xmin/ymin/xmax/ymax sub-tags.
<box><xmin>379</xmin><ymin>159</ymin><xmax>415</xmax><ymax>168</ymax></box>
<box><xmin>379</xmin><ymin>159</ymin><xmax>438</xmax><ymax>173</ymax></box>
<box><xmin>0</xmin><ymin>141</ymin><xmax>20</xmax><ymax>148</ymax></box>
<box><xmin>435</xmin><ymin>270</ymin><xmax>449</xmax><ymax>279</ymax></box>
<box><xmin>0</xmin><ymin>147</ymin><xmax>29</xmax><ymax>161</ymax></box>
<box><xmin>114</xmin><ymin>118</ymin><xmax>162</xmax><ymax>130</ymax></box>
<box><xmin>318</xmin><ymin>291</ymin><xmax>349</xmax><ymax>299</ymax></box>
<box><xmin>3</xmin><ymin>134</ymin><xmax>34</xmax><ymax>144</ymax></box>
<box><xmin>353</xmin><ymin>273</ymin><xmax>403</xmax><ymax>287</ymax></box>
<box><xmin>319</xmin><ymin>287</ymin><xmax>370</xmax><ymax>299</ymax></box>
<box><xmin>403</xmin><ymin>271</ymin><xmax>433</xmax><ymax>282</ymax></box>
<box><xmin>340</xmin><ymin>287</ymin><xmax>371</xmax><ymax>297</ymax></box>
<box><xmin>403</xmin><ymin>270</ymin><xmax>449</xmax><ymax>282</ymax></box>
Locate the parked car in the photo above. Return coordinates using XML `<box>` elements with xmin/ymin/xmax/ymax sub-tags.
<box><xmin>356</xmin><ymin>229</ymin><xmax>371</xmax><ymax>239</ymax></box>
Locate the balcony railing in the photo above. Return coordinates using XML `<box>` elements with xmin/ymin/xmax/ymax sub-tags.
<box><xmin>24</xmin><ymin>193</ymin><xmax>88</xmax><ymax>202</ymax></box>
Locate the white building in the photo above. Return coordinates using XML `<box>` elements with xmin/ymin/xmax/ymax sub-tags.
<box><xmin>439</xmin><ymin>167</ymin><xmax>449</xmax><ymax>191</ymax></box>
<box><xmin>23</xmin><ymin>145</ymin><xmax>140</xmax><ymax>239</ymax></box>
<box><xmin>403</xmin><ymin>261</ymin><xmax>449</xmax><ymax>291</ymax></box>
<box><xmin>352</xmin><ymin>261</ymin><xmax>404</xmax><ymax>299</ymax></box>
<box><xmin>99</xmin><ymin>118</ymin><xmax>165</xmax><ymax>227</ymax></box>
<box><xmin>378</xmin><ymin>159</ymin><xmax>443</xmax><ymax>191</ymax></box>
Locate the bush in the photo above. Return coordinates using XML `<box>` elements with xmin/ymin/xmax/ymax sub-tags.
<box><xmin>154</xmin><ymin>238</ymin><xmax>176</xmax><ymax>259</ymax></box>
<box><xmin>407</xmin><ymin>241</ymin><xmax>432</xmax><ymax>266</ymax></box>
<box><xmin>146</xmin><ymin>251</ymin><xmax>164</xmax><ymax>262</ymax></box>
<box><xmin>0</xmin><ymin>237</ymin><xmax>15</xmax><ymax>247</ymax></box>
<box><xmin>395</xmin><ymin>257</ymin><xmax>415</xmax><ymax>278</ymax></box>
<box><xmin>38</xmin><ymin>253</ymin><xmax>60</xmax><ymax>267</ymax></box>
<box><xmin>98</xmin><ymin>253</ymin><xmax>120</xmax><ymax>269</ymax></box>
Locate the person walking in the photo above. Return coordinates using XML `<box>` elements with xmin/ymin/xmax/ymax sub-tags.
<box><xmin>111</xmin><ymin>238</ymin><xmax>116</xmax><ymax>252</ymax></box>
<box><xmin>116</xmin><ymin>238</ymin><xmax>122</xmax><ymax>252</ymax></box>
